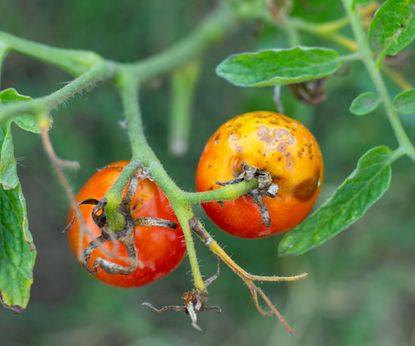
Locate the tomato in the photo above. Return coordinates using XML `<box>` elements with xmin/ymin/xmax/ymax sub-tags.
<box><xmin>196</xmin><ymin>111</ymin><xmax>324</xmax><ymax>238</ymax></box>
<box><xmin>67</xmin><ymin>161</ymin><xmax>186</xmax><ymax>288</ymax></box>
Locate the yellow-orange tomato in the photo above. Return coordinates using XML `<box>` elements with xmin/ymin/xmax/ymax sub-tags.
<box><xmin>196</xmin><ymin>111</ymin><xmax>324</xmax><ymax>238</ymax></box>
<box><xmin>67</xmin><ymin>161</ymin><xmax>186</xmax><ymax>287</ymax></box>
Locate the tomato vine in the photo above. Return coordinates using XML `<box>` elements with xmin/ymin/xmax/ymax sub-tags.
<box><xmin>0</xmin><ymin>0</ymin><xmax>414</xmax><ymax>334</ymax></box>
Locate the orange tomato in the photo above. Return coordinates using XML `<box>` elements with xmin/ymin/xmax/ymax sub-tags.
<box><xmin>196</xmin><ymin>111</ymin><xmax>324</xmax><ymax>238</ymax></box>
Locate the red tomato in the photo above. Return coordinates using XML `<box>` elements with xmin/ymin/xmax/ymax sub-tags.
<box><xmin>196</xmin><ymin>111</ymin><xmax>324</xmax><ymax>238</ymax></box>
<box><xmin>67</xmin><ymin>161</ymin><xmax>186</xmax><ymax>287</ymax></box>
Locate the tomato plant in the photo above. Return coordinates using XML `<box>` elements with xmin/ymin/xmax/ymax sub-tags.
<box><xmin>66</xmin><ymin>161</ymin><xmax>186</xmax><ymax>288</ymax></box>
<box><xmin>196</xmin><ymin>111</ymin><xmax>323</xmax><ymax>238</ymax></box>
<box><xmin>1</xmin><ymin>0</ymin><xmax>415</xmax><ymax>339</ymax></box>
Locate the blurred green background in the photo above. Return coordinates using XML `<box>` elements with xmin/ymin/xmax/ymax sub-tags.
<box><xmin>1</xmin><ymin>1</ymin><xmax>415</xmax><ymax>345</ymax></box>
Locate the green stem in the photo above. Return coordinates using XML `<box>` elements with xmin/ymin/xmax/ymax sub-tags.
<box><xmin>184</xmin><ymin>180</ymin><xmax>257</xmax><ymax>204</ymax></box>
<box><xmin>0</xmin><ymin>2</ymin><xmax>237</xmax><ymax>128</ymax></box>
<box><xmin>0</xmin><ymin>62</ymin><xmax>113</xmax><ymax>124</ymax></box>
<box><xmin>387</xmin><ymin>146</ymin><xmax>407</xmax><ymax>165</ymax></box>
<box><xmin>0</xmin><ymin>31</ymin><xmax>101</xmax><ymax>76</ymax></box>
<box><xmin>118</xmin><ymin>2</ymin><xmax>236</xmax><ymax>81</ymax></box>
<box><xmin>117</xmin><ymin>73</ymin><xmax>206</xmax><ymax>292</ymax></box>
<box><xmin>169</xmin><ymin>60</ymin><xmax>201</xmax><ymax>156</ymax></box>
<box><xmin>105</xmin><ymin>161</ymin><xmax>140</xmax><ymax>232</ymax></box>
<box><xmin>0</xmin><ymin>43</ymin><xmax>8</xmax><ymax>86</ymax></box>
<box><xmin>341</xmin><ymin>0</ymin><xmax>415</xmax><ymax>162</ymax></box>
<box><xmin>338</xmin><ymin>52</ymin><xmax>362</xmax><ymax>63</ymax></box>
<box><xmin>289</xmin><ymin>17</ymin><xmax>358</xmax><ymax>51</ymax></box>
<box><xmin>289</xmin><ymin>17</ymin><xmax>348</xmax><ymax>35</ymax></box>
<box><xmin>284</xmin><ymin>19</ymin><xmax>301</xmax><ymax>46</ymax></box>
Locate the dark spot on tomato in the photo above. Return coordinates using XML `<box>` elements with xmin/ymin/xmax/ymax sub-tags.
<box><xmin>214</xmin><ymin>133</ymin><xmax>220</xmax><ymax>144</ymax></box>
<box><xmin>293</xmin><ymin>169</ymin><xmax>320</xmax><ymax>201</ymax></box>
<box><xmin>285</xmin><ymin>152</ymin><xmax>294</xmax><ymax>169</ymax></box>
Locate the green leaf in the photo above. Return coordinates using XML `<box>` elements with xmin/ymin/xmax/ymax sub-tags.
<box><xmin>0</xmin><ymin>185</ymin><xmax>36</xmax><ymax>312</ymax></box>
<box><xmin>0</xmin><ymin>121</ymin><xmax>36</xmax><ymax>312</ymax></box>
<box><xmin>368</xmin><ymin>0</ymin><xmax>415</xmax><ymax>56</ymax></box>
<box><xmin>279</xmin><ymin>146</ymin><xmax>392</xmax><ymax>257</ymax></box>
<box><xmin>393</xmin><ymin>88</ymin><xmax>415</xmax><ymax>114</ymax></box>
<box><xmin>216</xmin><ymin>47</ymin><xmax>341</xmax><ymax>87</ymax></box>
<box><xmin>349</xmin><ymin>91</ymin><xmax>380</xmax><ymax>116</ymax></box>
<box><xmin>0</xmin><ymin>88</ymin><xmax>40</xmax><ymax>134</ymax></box>
<box><xmin>0</xmin><ymin>124</ymin><xmax>18</xmax><ymax>189</ymax></box>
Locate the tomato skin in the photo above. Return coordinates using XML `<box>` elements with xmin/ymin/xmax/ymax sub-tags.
<box><xmin>67</xmin><ymin>161</ymin><xmax>186</xmax><ymax>288</ymax></box>
<box><xmin>196</xmin><ymin>111</ymin><xmax>324</xmax><ymax>239</ymax></box>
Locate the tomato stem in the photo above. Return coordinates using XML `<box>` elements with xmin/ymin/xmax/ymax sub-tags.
<box><xmin>184</xmin><ymin>179</ymin><xmax>257</xmax><ymax>204</ymax></box>
<box><xmin>105</xmin><ymin>161</ymin><xmax>140</xmax><ymax>232</ymax></box>
<box><xmin>117</xmin><ymin>73</ymin><xmax>207</xmax><ymax>293</ymax></box>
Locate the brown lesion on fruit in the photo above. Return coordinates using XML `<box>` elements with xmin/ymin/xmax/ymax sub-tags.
<box><xmin>292</xmin><ymin>168</ymin><xmax>321</xmax><ymax>201</ymax></box>
<box><xmin>257</xmin><ymin>126</ymin><xmax>296</xmax><ymax>154</ymax></box>
<box><xmin>214</xmin><ymin>133</ymin><xmax>220</xmax><ymax>145</ymax></box>
<box><xmin>143</xmin><ymin>259</ymin><xmax>221</xmax><ymax>332</ymax></box>
<box><xmin>285</xmin><ymin>152</ymin><xmax>294</xmax><ymax>170</ymax></box>
<box><xmin>307</xmin><ymin>142</ymin><xmax>313</xmax><ymax>160</ymax></box>
<box><xmin>297</xmin><ymin>146</ymin><xmax>306</xmax><ymax>158</ymax></box>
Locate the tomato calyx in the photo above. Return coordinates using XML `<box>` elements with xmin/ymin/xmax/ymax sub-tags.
<box><xmin>216</xmin><ymin>163</ymin><xmax>278</xmax><ymax>227</ymax></box>
<box><xmin>143</xmin><ymin>261</ymin><xmax>221</xmax><ymax>332</ymax></box>
<box><xmin>66</xmin><ymin>173</ymin><xmax>178</xmax><ymax>276</ymax></box>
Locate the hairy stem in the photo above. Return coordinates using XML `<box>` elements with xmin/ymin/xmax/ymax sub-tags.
<box><xmin>0</xmin><ymin>62</ymin><xmax>113</xmax><ymax>124</ymax></box>
<box><xmin>184</xmin><ymin>180</ymin><xmax>257</xmax><ymax>204</ymax></box>
<box><xmin>117</xmin><ymin>73</ymin><xmax>207</xmax><ymax>292</ymax></box>
<box><xmin>0</xmin><ymin>31</ymin><xmax>102</xmax><ymax>75</ymax></box>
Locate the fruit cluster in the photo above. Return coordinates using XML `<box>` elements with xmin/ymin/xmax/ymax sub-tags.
<box><xmin>66</xmin><ymin>111</ymin><xmax>323</xmax><ymax>287</ymax></box>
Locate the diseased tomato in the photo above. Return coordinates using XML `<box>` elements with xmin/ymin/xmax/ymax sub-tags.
<box><xmin>67</xmin><ymin>161</ymin><xmax>186</xmax><ymax>287</ymax></box>
<box><xmin>196</xmin><ymin>111</ymin><xmax>324</xmax><ymax>238</ymax></box>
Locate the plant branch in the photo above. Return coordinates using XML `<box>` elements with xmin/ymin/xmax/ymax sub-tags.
<box><xmin>118</xmin><ymin>2</ymin><xmax>237</xmax><ymax>82</ymax></box>
<box><xmin>117</xmin><ymin>73</ymin><xmax>207</xmax><ymax>292</ymax></box>
<box><xmin>0</xmin><ymin>62</ymin><xmax>113</xmax><ymax>125</ymax></box>
<box><xmin>0</xmin><ymin>31</ymin><xmax>102</xmax><ymax>76</ymax></box>
<box><xmin>0</xmin><ymin>43</ymin><xmax>8</xmax><ymax>86</ymax></box>
<box><xmin>189</xmin><ymin>217</ymin><xmax>307</xmax><ymax>333</ymax></box>
<box><xmin>184</xmin><ymin>179</ymin><xmax>257</xmax><ymax>204</ymax></box>
<box><xmin>169</xmin><ymin>60</ymin><xmax>201</xmax><ymax>156</ymax></box>
<box><xmin>341</xmin><ymin>0</ymin><xmax>415</xmax><ymax>162</ymax></box>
